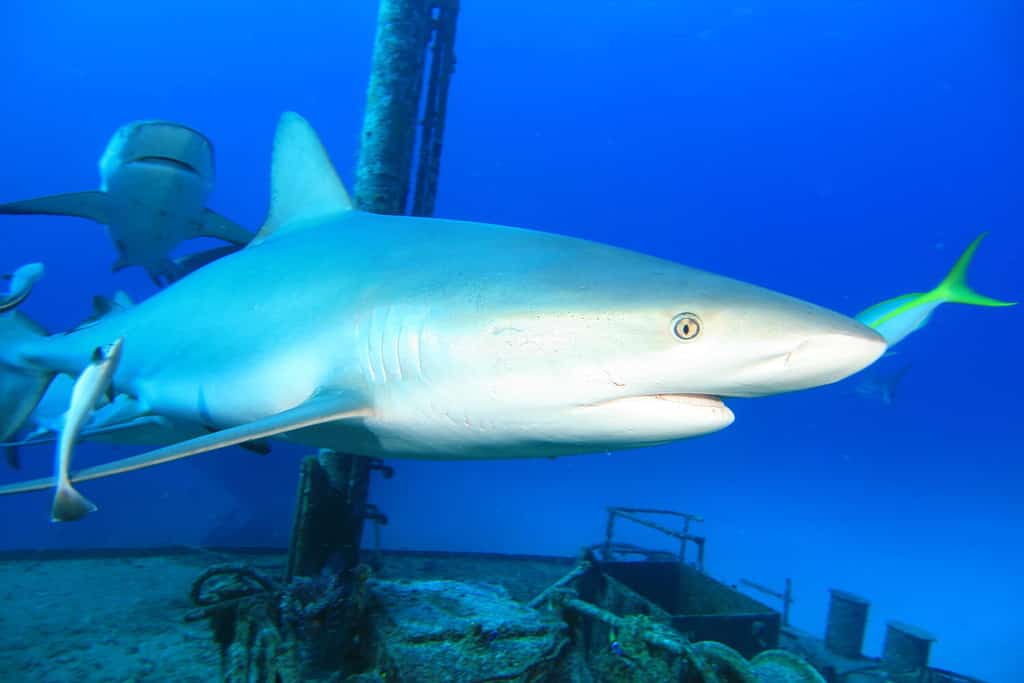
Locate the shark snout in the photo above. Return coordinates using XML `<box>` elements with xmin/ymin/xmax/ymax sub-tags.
<box><xmin>778</xmin><ymin>325</ymin><xmax>886</xmax><ymax>391</ymax></box>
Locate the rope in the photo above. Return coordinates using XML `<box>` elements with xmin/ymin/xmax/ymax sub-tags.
<box><xmin>185</xmin><ymin>563</ymin><xmax>280</xmax><ymax>622</ymax></box>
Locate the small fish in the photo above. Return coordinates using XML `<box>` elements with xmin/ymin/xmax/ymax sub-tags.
<box><xmin>856</xmin><ymin>233</ymin><xmax>1015</xmax><ymax>347</ymax></box>
<box><xmin>609</xmin><ymin>627</ymin><xmax>623</xmax><ymax>655</ymax></box>
<box><xmin>51</xmin><ymin>338</ymin><xmax>124</xmax><ymax>522</ymax></box>
<box><xmin>0</xmin><ymin>263</ymin><xmax>44</xmax><ymax>313</ymax></box>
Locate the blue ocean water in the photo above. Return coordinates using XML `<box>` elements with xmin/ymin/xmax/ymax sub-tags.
<box><xmin>1</xmin><ymin>1</ymin><xmax>1020</xmax><ymax>680</ymax></box>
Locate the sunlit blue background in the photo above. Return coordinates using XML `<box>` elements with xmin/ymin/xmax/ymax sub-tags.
<box><xmin>1</xmin><ymin>2</ymin><xmax>1020</xmax><ymax>680</ymax></box>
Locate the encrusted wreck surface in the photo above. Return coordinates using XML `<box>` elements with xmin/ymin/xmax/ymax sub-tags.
<box><xmin>367</xmin><ymin>579</ymin><xmax>569</xmax><ymax>682</ymax></box>
<box><xmin>0</xmin><ymin>547</ymin><xmax>574</xmax><ymax>682</ymax></box>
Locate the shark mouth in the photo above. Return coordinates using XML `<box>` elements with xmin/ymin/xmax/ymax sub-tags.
<box><xmin>134</xmin><ymin>155</ymin><xmax>199</xmax><ymax>174</ymax></box>
<box><xmin>584</xmin><ymin>393</ymin><xmax>726</xmax><ymax>410</ymax></box>
<box><xmin>572</xmin><ymin>392</ymin><xmax>735</xmax><ymax>443</ymax></box>
<box><xmin>649</xmin><ymin>393</ymin><xmax>724</xmax><ymax>407</ymax></box>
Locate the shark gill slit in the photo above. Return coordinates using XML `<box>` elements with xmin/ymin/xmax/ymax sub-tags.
<box><xmin>360</xmin><ymin>317</ymin><xmax>377</xmax><ymax>383</ymax></box>
<box><xmin>387</xmin><ymin>307</ymin><xmax>403</xmax><ymax>382</ymax></box>
<box><xmin>411</xmin><ymin>315</ymin><xmax>426</xmax><ymax>383</ymax></box>
<box><xmin>376</xmin><ymin>307</ymin><xmax>388</xmax><ymax>384</ymax></box>
<box><xmin>393</xmin><ymin>317</ymin><xmax>405</xmax><ymax>382</ymax></box>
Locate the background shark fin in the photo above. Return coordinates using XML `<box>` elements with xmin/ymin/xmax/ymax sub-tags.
<box><xmin>173</xmin><ymin>245</ymin><xmax>242</xmax><ymax>278</ymax></box>
<box><xmin>1</xmin><ymin>416</ymin><xmax>196</xmax><ymax>450</ymax></box>
<box><xmin>252</xmin><ymin>112</ymin><xmax>353</xmax><ymax>245</ymax></box>
<box><xmin>195</xmin><ymin>208</ymin><xmax>254</xmax><ymax>245</ymax></box>
<box><xmin>0</xmin><ymin>312</ymin><xmax>54</xmax><ymax>442</ymax></box>
<box><xmin>4</xmin><ymin>446</ymin><xmax>20</xmax><ymax>470</ymax></box>
<box><xmin>0</xmin><ymin>392</ymin><xmax>370</xmax><ymax>497</ymax></box>
<box><xmin>0</xmin><ymin>191</ymin><xmax>112</xmax><ymax>224</ymax></box>
<box><xmin>934</xmin><ymin>233</ymin><xmax>1016</xmax><ymax>308</ymax></box>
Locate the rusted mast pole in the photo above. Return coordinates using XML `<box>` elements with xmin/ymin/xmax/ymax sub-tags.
<box><xmin>354</xmin><ymin>0</ymin><xmax>433</xmax><ymax>214</ymax></box>
<box><xmin>287</xmin><ymin>0</ymin><xmax>459</xmax><ymax>580</ymax></box>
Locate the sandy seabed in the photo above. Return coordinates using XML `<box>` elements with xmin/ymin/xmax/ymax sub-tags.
<box><xmin>0</xmin><ymin>551</ymin><xmax>256</xmax><ymax>682</ymax></box>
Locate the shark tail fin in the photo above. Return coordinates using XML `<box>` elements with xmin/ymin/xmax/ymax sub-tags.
<box><xmin>0</xmin><ymin>312</ymin><xmax>55</xmax><ymax>441</ymax></box>
<box><xmin>933</xmin><ymin>233</ymin><xmax>1016</xmax><ymax>308</ymax></box>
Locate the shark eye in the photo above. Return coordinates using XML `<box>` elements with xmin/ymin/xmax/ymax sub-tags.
<box><xmin>672</xmin><ymin>313</ymin><xmax>702</xmax><ymax>341</ymax></box>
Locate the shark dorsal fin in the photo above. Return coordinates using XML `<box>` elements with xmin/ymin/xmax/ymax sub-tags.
<box><xmin>252</xmin><ymin>112</ymin><xmax>352</xmax><ymax>245</ymax></box>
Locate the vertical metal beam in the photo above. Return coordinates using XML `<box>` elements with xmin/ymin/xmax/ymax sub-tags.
<box><xmin>412</xmin><ymin>0</ymin><xmax>460</xmax><ymax>216</ymax></box>
<box><xmin>354</xmin><ymin>0</ymin><xmax>432</xmax><ymax>214</ymax></box>
<box><xmin>286</xmin><ymin>451</ymin><xmax>373</xmax><ymax>580</ymax></box>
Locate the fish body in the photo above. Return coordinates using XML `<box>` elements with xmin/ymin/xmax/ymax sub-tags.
<box><xmin>856</xmin><ymin>234</ymin><xmax>1015</xmax><ymax>346</ymax></box>
<box><xmin>0</xmin><ymin>113</ymin><xmax>886</xmax><ymax>511</ymax></box>
<box><xmin>51</xmin><ymin>338</ymin><xmax>123</xmax><ymax>521</ymax></box>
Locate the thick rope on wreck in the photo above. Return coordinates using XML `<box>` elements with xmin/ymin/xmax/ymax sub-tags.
<box><xmin>185</xmin><ymin>564</ymin><xmax>280</xmax><ymax>622</ymax></box>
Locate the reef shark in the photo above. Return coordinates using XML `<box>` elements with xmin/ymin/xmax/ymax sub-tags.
<box><xmin>0</xmin><ymin>121</ymin><xmax>253</xmax><ymax>285</ymax></box>
<box><xmin>0</xmin><ymin>113</ymin><xmax>885</xmax><ymax>517</ymax></box>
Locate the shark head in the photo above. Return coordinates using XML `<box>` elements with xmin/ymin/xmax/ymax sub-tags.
<box><xmin>409</xmin><ymin>240</ymin><xmax>888</xmax><ymax>455</ymax></box>
<box><xmin>99</xmin><ymin>120</ymin><xmax>215</xmax><ymax>191</ymax></box>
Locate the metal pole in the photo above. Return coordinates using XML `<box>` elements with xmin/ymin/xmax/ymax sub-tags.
<box><xmin>354</xmin><ymin>0</ymin><xmax>433</xmax><ymax>214</ymax></box>
<box><xmin>411</xmin><ymin>0</ymin><xmax>460</xmax><ymax>216</ymax></box>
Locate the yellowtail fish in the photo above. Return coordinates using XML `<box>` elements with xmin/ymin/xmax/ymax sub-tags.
<box><xmin>856</xmin><ymin>234</ymin><xmax>1015</xmax><ymax>347</ymax></box>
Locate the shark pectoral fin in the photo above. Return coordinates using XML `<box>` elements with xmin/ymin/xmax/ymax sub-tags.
<box><xmin>197</xmin><ymin>209</ymin><xmax>254</xmax><ymax>245</ymax></box>
<box><xmin>0</xmin><ymin>191</ymin><xmax>113</xmax><ymax>224</ymax></box>
<box><xmin>0</xmin><ymin>291</ymin><xmax>30</xmax><ymax>313</ymax></box>
<box><xmin>201</xmin><ymin>425</ymin><xmax>271</xmax><ymax>455</ymax></box>
<box><xmin>0</xmin><ymin>393</ymin><xmax>371</xmax><ymax>497</ymax></box>
<box><xmin>0</xmin><ymin>433</ymin><xmax>54</xmax><ymax>448</ymax></box>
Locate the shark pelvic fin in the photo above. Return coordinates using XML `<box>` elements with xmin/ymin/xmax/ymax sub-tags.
<box><xmin>252</xmin><ymin>112</ymin><xmax>353</xmax><ymax>246</ymax></box>
<box><xmin>0</xmin><ymin>393</ymin><xmax>371</xmax><ymax>498</ymax></box>
<box><xmin>0</xmin><ymin>190</ymin><xmax>112</xmax><ymax>224</ymax></box>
